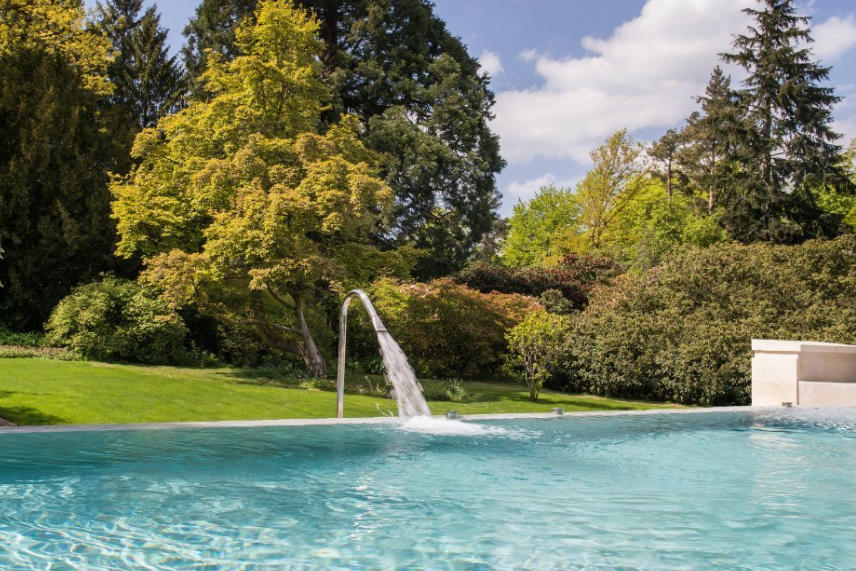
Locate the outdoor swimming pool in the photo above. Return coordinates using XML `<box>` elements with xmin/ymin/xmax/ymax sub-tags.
<box><xmin>1</xmin><ymin>409</ymin><xmax>855</xmax><ymax>570</ymax></box>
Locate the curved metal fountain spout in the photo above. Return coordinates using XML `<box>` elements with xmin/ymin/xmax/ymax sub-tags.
<box><xmin>336</xmin><ymin>289</ymin><xmax>387</xmax><ymax>418</ymax></box>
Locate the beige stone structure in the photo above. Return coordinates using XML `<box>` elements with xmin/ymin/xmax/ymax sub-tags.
<box><xmin>751</xmin><ymin>339</ymin><xmax>856</xmax><ymax>406</ymax></box>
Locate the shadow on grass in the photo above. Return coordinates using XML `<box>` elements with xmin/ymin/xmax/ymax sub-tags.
<box><xmin>0</xmin><ymin>405</ymin><xmax>66</xmax><ymax>426</ymax></box>
<box><xmin>0</xmin><ymin>390</ymin><xmax>67</xmax><ymax>425</ymax></box>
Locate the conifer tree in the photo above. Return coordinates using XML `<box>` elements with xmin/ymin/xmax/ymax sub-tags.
<box><xmin>97</xmin><ymin>0</ymin><xmax>183</xmax><ymax>130</ymax></box>
<box><xmin>649</xmin><ymin>129</ymin><xmax>683</xmax><ymax>203</ymax></box>
<box><xmin>0</xmin><ymin>0</ymin><xmax>119</xmax><ymax>328</ymax></box>
<box><xmin>131</xmin><ymin>8</ymin><xmax>184</xmax><ymax>128</ymax></box>
<box><xmin>720</xmin><ymin>0</ymin><xmax>849</xmax><ymax>242</ymax></box>
<box><xmin>678</xmin><ymin>67</ymin><xmax>744</xmax><ymax>215</ymax></box>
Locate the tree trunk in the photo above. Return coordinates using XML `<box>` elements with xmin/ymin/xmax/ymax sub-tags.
<box><xmin>666</xmin><ymin>161</ymin><xmax>673</xmax><ymax>202</ymax></box>
<box><xmin>249</xmin><ymin>289</ymin><xmax>328</xmax><ymax>377</ymax></box>
<box><xmin>294</xmin><ymin>294</ymin><xmax>328</xmax><ymax>377</ymax></box>
<box><xmin>320</xmin><ymin>0</ymin><xmax>339</xmax><ymax>68</ymax></box>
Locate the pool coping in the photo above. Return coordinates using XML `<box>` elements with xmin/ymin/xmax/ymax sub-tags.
<box><xmin>0</xmin><ymin>405</ymin><xmax>771</xmax><ymax>435</ymax></box>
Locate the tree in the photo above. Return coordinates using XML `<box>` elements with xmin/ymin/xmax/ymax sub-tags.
<box><xmin>112</xmin><ymin>1</ymin><xmax>396</xmax><ymax>376</ymax></box>
<box><xmin>0</xmin><ymin>0</ymin><xmax>120</xmax><ymax>329</ymax></box>
<box><xmin>182</xmin><ymin>0</ymin><xmax>504</xmax><ymax>277</ymax></box>
<box><xmin>720</xmin><ymin>0</ymin><xmax>849</xmax><ymax>242</ymax></box>
<box><xmin>506</xmin><ymin>310</ymin><xmax>569</xmax><ymax>401</ymax></box>
<box><xmin>97</xmin><ymin>0</ymin><xmax>184</xmax><ymax>130</ymax></box>
<box><xmin>678</xmin><ymin>67</ymin><xmax>744</xmax><ymax>215</ymax></box>
<box><xmin>181</xmin><ymin>0</ymin><xmax>256</xmax><ymax>97</ymax></box>
<box><xmin>575</xmin><ymin>130</ymin><xmax>646</xmax><ymax>251</ymax></box>
<box><xmin>608</xmin><ymin>181</ymin><xmax>727</xmax><ymax>268</ymax></box>
<box><xmin>472</xmin><ymin>218</ymin><xmax>509</xmax><ymax>265</ymax></box>
<box><xmin>503</xmin><ymin>186</ymin><xmax>578</xmax><ymax>267</ymax></box>
<box><xmin>649</xmin><ymin>129</ymin><xmax>683</xmax><ymax>202</ymax></box>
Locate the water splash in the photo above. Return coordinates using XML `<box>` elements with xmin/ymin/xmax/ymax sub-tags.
<box><xmin>397</xmin><ymin>416</ymin><xmax>513</xmax><ymax>436</ymax></box>
<box><xmin>376</xmin><ymin>331</ymin><xmax>431</xmax><ymax>418</ymax></box>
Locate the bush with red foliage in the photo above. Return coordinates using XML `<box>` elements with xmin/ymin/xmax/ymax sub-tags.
<box><xmin>454</xmin><ymin>254</ymin><xmax>624</xmax><ymax>311</ymax></box>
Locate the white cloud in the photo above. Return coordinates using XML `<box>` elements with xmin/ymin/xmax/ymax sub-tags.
<box><xmin>493</xmin><ymin>0</ymin><xmax>756</xmax><ymax>164</ymax></box>
<box><xmin>478</xmin><ymin>51</ymin><xmax>504</xmax><ymax>77</ymax></box>
<box><xmin>812</xmin><ymin>15</ymin><xmax>856</xmax><ymax>61</ymax></box>
<box><xmin>505</xmin><ymin>173</ymin><xmax>579</xmax><ymax>202</ymax></box>
<box><xmin>519</xmin><ymin>48</ymin><xmax>539</xmax><ymax>62</ymax></box>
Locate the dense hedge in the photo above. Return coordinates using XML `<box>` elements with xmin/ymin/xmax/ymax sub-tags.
<box><xmin>455</xmin><ymin>254</ymin><xmax>623</xmax><ymax>311</ymax></box>
<box><xmin>365</xmin><ymin>278</ymin><xmax>541</xmax><ymax>378</ymax></box>
<box><xmin>45</xmin><ymin>277</ymin><xmax>188</xmax><ymax>364</ymax></box>
<box><xmin>558</xmin><ymin>238</ymin><xmax>856</xmax><ymax>405</ymax></box>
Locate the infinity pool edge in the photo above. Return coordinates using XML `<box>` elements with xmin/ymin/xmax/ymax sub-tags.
<box><xmin>0</xmin><ymin>405</ymin><xmax>771</xmax><ymax>435</ymax></box>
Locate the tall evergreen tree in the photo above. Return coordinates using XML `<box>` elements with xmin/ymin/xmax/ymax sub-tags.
<box><xmin>678</xmin><ymin>67</ymin><xmax>744</xmax><ymax>215</ymax></box>
<box><xmin>648</xmin><ymin>128</ymin><xmax>683</xmax><ymax>202</ymax></box>
<box><xmin>131</xmin><ymin>8</ymin><xmax>184</xmax><ymax>128</ymax></box>
<box><xmin>720</xmin><ymin>0</ymin><xmax>849</xmax><ymax>242</ymax></box>
<box><xmin>0</xmin><ymin>0</ymin><xmax>120</xmax><ymax>329</ymax></box>
<box><xmin>182</xmin><ymin>0</ymin><xmax>504</xmax><ymax>277</ymax></box>
<box><xmin>97</xmin><ymin>0</ymin><xmax>183</xmax><ymax>130</ymax></box>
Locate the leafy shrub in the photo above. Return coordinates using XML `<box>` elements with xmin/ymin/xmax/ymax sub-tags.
<box><xmin>423</xmin><ymin>378</ymin><xmax>469</xmax><ymax>402</ymax></box>
<box><xmin>45</xmin><ymin>277</ymin><xmax>188</xmax><ymax>364</ymax></box>
<box><xmin>0</xmin><ymin>345</ymin><xmax>78</xmax><ymax>360</ymax></box>
<box><xmin>536</xmin><ymin>289</ymin><xmax>577</xmax><ymax>315</ymax></box>
<box><xmin>366</xmin><ymin>278</ymin><xmax>541</xmax><ymax>378</ymax></box>
<box><xmin>0</xmin><ymin>326</ymin><xmax>44</xmax><ymax>347</ymax></box>
<box><xmin>560</xmin><ymin>237</ymin><xmax>856</xmax><ymax>406</ymax></box>
<box><xmin>506</xmin><ymin>310</ymin><xmax>570</xmax><ymax>401</ymax></box>
<box><xmin>455</xmin><ymin>254</ymin><xmax>623</xmax><ymax>311</ymax></box>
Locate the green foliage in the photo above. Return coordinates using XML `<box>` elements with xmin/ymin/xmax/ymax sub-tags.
<box><xmin>97</xmin><ymin>0</ymin><xmax>184</xmax><ymax>130</ymax></box>
<box><xmin>422</xmin><ymin>378</ymin><xmax>469</xmax><ymax>402</ymax></box>
<box><xmin>113</xmin><ymin>1</ymin><xmax>396</xmax><ymax>376</ymax></box>
<box><xmin>607</xmin><ymin>182</ymin><xmax>727</xmax><ymax>268</ymax></box>
<box><xmin>0</xmin><ymin>326</ymin><xmax>44</xmax><ymax>348</ymax></box>
<box><xmin>455</xmin><ymin>254</ymin><xmax>623</xmax><ymax>311</ymax></box>
<box><xmin>45</xmin><ymin>276</ymin><xmax>187</xmax><ymax>364</ymax></box>
<box><xmin>575</xmin><ymin>130</ymin><xmax>647</xmax><ymax>251</ymax></box>
<box><xmin>504</xmin><ymin>186</ymin><xmax>577</xmax><ymax>267</ymax></box>
<box><xmin>506</xmin><ymin>310</ymin><xmax>570</xmax><ymax>401</ymax></box>
<box><xmin>0</xmin><ymin>345</ymin><xmax>78</xmax><ymax>360</ymax></box>
<box><xmin>182</xmin><ymin>0</ymin><xmax>504</xmax><ymax>276</ymax></box>
<box><xmin>367</xmin><ymin>278</ymin><xmax>541</xmax><ymax>378</ymax></box>
<box><xmin>0</xmin><ymin>0</ymin><xmax>121</xmax><ymax>329</ymax></box>
<box><xmin>536</xmin><ymin>289</ymin><xmax>577</xmax><ymax>316</ymax></box>
<box><xmin>561</xmin><ymin>237</ymin><xmax>856</xmax><ymax>406</ymax></box>
<box><xmin>676</xmin><ymin>67</ymin><xmax>743</xmax><ymax>215</ymax></box>
<box><xmin>717</xmin><ymin>0</ymin><xmax>850</xmax><ymax>242</ymax></box>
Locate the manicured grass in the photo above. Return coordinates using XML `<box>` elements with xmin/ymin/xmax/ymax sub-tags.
<box><xmin>0</xmin><ymin>358</ymin><xmax>677</xmax><ymax>426</ymax></box>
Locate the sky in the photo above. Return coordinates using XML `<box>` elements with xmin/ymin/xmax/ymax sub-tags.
<box><xmin>86</xmin><ymin>0</ymin><xmax>856</xmax><ymax>216</ymax></box>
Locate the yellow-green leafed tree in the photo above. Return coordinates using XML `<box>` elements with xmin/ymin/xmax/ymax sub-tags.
<box><xmin>0</xmin><ymin>0</ymin><xmax>112</xmax><ymax>95</ymax></box>
<box><xmin>111</xmin><ymin>0</ymin><xmax>394</xmax><ymax>376</ymax></box>
<box><xmin>575</xmin><ymin>129</ymin><xmax>647</xmax><ymax>252</ymax></box>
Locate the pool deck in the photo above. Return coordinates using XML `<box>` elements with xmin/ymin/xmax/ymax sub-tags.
<box><xmin>0</xmin><ymin>405</ymin><xmax>766</xmax><ymax>435</ymax></box>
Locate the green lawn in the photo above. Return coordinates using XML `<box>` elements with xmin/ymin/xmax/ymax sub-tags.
<box><xmin>0</xmin><ymin>358</ymin><xmax>676</xmax><ymax>426</ymax></box>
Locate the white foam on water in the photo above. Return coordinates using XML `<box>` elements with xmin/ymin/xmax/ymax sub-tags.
<box><xmin>396</xmin><ymin>415</ymin><xmax>512</xmax><ymax>436</ymax></box>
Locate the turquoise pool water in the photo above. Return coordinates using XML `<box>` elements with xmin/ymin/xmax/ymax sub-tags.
<box><xmin>1</xmin><ymin>409</ymin><xmax>855</xmax><ymax>570</ymax></box>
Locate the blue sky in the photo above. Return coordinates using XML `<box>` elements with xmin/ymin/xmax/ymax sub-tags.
<box><xmin>86</xmin><ymin>0</ymin><xmax>856</xmax><ymax>215</ymax></box>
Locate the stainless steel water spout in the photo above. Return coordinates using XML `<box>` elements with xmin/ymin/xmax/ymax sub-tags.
<box><xmin>336</xmin><ymin>289</ymin><xmax>388</xmax><ymax>418</ymax></box>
